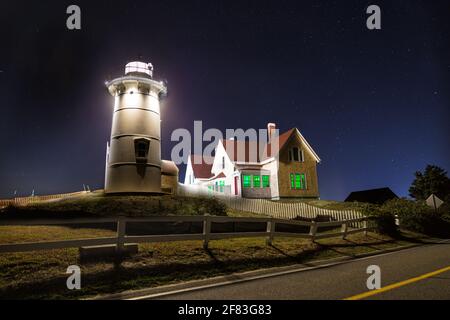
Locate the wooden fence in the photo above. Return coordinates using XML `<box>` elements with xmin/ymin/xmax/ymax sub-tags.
<box><xmin>178</xmin><ymin>184</ymin><xmax>362</xmax><ymax>222</ymax></box>
<box><xmin>220</xmin><ymin>197</ymin><xmax>362</xmax><ymax>221</ymax></box>
<box><xmin>0</xmin><ymin>215</ymin><xmax>372</xmax><ymax>254</ymax></box>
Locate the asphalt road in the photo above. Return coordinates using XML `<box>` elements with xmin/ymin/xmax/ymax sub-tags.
<box><xmin>154</xmin><ymin>240</ymin><xmax>450</xmax><ymax>300</ymax></box>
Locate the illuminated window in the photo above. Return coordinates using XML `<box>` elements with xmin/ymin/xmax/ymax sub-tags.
<box><xmin>262</xmin><ymin>175</ymin><xmax>270</xmax><ymax>188</ymax></box>
<box><xmin>253</xmin><ymin>175</ymin><xmax>261</xmax><ymax>188</ymax></box>
<box><xmin>219</xmin><ymin>181</ymin><xmax>224</xmax><ymax>192</ymax></box>
<box><xmin>295</xmin><ymin>174</ymin><xmax>301</xmax><ymax>189</ymax></box>
<box><xmin>300</xmin><ymin>173</ymin><xmax>306</xmax><ymax>189</ymax></box>
<box><xmin>291</xmin><ymin>173</ymin><xmax>306</xmax><ymax>189</ymax></box>
<box><xmin>243</xmin><ymin>175</ymin><xmax>251</xmax><ymax>188</ymax></box>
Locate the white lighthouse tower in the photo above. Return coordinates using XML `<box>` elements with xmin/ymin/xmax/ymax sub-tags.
<box><xmin>104</xmin><ymin>61</ymin><xmax>167</xmax><ymax>193</ymax></box>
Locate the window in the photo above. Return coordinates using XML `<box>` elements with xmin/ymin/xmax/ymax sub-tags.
<box><xmin>295</xmin><ymin>174</ymin><xmax>301</xmax><ymax>189</ymax></box>
<box><xmin>288</xmin><ymin>147</ymin><xmax>304</xmax><ymax>162</ymax></box>
<box><xmin>291</xmin><ymin>173</ymin><xmax>306</xmax><ymax>190</ymax></box>
<box><xmin>292</xmin><ymin>147</ymin><xmax>299</xmax><ymax>162</ymax></box>
<box><xmin>243</xmin><ymin>175</ymin><xmax>251</xmax><ymax>188</ymax></box>
<box><xmin>300</xmin><ymin>173</ymin><xmax>306</xmax><ymax>189</ymax></box>
<box><xmin>262</xmin><ymin>175</ymin><xmax>270</xmax><ymax>188</ymax></box>
<box><xmin>219</xmin><ymin>180</ymin><xmax>224</xmax><ymax>193</ymax></box>
<box><xmin>136</xmin><ymin>142</ymin><xmax>148</xmax><ymax>158</ymax></box>
<box><xmin>222</xmin><ymin>156</ymin><xmax>225</xmax><ymax>169</ymax></box>
<box><xmin>253</xmin><ymin>175</ymin><xmax>261</xmax><ymax>188</ymax></box>
<box><xmin>134</xmin><ymin>139</ymin><xmax>149</xmax><ymax>162</ymax></box>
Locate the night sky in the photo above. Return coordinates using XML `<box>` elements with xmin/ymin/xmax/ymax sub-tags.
<box><xmin>0</xmin><ymin>0</ymin><xmax>448</xmax><ymax>200</ymax></box>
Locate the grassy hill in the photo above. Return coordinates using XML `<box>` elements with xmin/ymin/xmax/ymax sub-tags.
<box><xmin>0</xmin><ymin>192</ymin><xmax>228</xmax><ymax>219</ymax></box>
<box><xmin>277</xmin><ymin>198</ymin><xmax>367</xmax><ymax>210</ymax></box>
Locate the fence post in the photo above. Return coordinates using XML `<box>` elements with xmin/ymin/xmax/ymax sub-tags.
<box><xmin>266</xmin><ymin>219</ymin><xmax>275</xmax><ymax>246</ymax></box>
<box><xmin>116</xmin><ymin>216</ymin><xmax>126</xmax><ymax>254</ymax></box>
<box><xmin>363</xmin><ymin>219</ymin><xmax>368</xmax><ymax>236</ymax></box>
<box><xmin>341</xmin><ymin>222</ymin><xmax>348</xmax><ymax>239</ymax></box>
<box><xmin>203</xmin><ymin>215</ymin><xmax>211</xmax><ymax>249</ymax></box>
<box><xmin>309</xmin><ymin>221</ymin><xmax>317</xmax><ymax>242</ymax></box>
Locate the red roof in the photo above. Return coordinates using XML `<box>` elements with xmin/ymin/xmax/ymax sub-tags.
<box><xmin>267</xmin><ymin>128</ymin><xmax>295</xmax><ymax>156</ymax></box>
<box><xmin>222</xmin><ymin>128</ymin><xmax>297</xmax><ymax>163</ymax></box>
<box><xmin>189</xmin><ymin>155</ymin><xmax>214</xmax><ymax>179</ymax></box>
<box><xmin>222</xmin><ymin>140</ymin><xmax>262</xmax><ymax>162</ymax></box>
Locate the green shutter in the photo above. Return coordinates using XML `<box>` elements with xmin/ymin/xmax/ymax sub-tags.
<box><xmin>219</xmin><ymin>180</ymin><xmax>224</xmax><ymax>192</ymax></box>
<box><xmin>290</xmin><ymin>173</ymin><xmax>295</xmax><ymax>189</ymax></box>
<box><xmin>243</xmin><ymin>175</ymin><xmax>251</xmax><ymax>188</ymax></box>
<box><xmin>262</xmin><ymin>175</ymin><xmax>270</xmax><ymax>188</ymax></box>
<box><xmin>253</xmin><ymin>175</ymin><xmax>261</xmax><ymax>188</ymax></box>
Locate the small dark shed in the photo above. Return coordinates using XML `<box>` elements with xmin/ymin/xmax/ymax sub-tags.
<box><xmin>344</xmin><ymin>187</ymin><xmax>398</xmax><ymax>205</ymax></box>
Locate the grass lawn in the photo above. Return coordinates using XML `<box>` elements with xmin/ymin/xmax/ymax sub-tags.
<box><xmin>0</xmin><ymin>224</ymin><xmax>428</xmax><ymax>300</ymax></box>
<box><xmin>279</xmin><ymin>199</ymin><xmax>367</xmax><ymax>211</ymax></box>
<box><xmin>226</xmin><ymin>208</ymin><xmax>269</xmax><ymax>217</ymax></box>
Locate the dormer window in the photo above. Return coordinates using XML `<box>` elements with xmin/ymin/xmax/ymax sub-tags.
<box><xmin>134</xmin><ymin>138</ymin><xmax>150</xmax><ymax>162</ymax></box>
<box><xmin>288</xmin><ymin>147</ymin><xmax>304</xmax><ymax>162</ymax></box>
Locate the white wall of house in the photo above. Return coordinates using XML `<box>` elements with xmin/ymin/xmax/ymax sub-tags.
<box><xmin>211</xmin><ymin>140</ymin><xmax>237</xmax><ymax>192</ymax></box>
<box><xmin>211</xmin><ymin>141</ymin><xmax>234</xmax><ymax>177</ymax></box>
<box><xmin>262</xmin><ymin>159</ymin><xmax>280</xmax><ymax>200</ymax></box>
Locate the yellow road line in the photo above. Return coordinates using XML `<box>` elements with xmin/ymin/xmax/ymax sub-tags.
<box><xmin>344</xmin><ymin>265</ymin><xmax>450</xmax><ymax>300</ymax></box>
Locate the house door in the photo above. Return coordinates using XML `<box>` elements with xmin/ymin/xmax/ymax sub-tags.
<box><xmin>234</xmin><ymin>176</ymin><xmax>239</xmax><ymax>196</ymax></box>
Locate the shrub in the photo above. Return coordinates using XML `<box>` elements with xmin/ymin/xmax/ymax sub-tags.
<box><xmin>381</xmin><ymin>198</ymin><xmax>450</xmax><ymax>237</ymax></box>
<box><xmin>361</xmin><ymin>203</ymin><xmax>399</xmax><ymax>237</ymax></box>
<box><xmin>200</xmin><ymin>197</ymin><xmax>227</xmax><ymax>216</ymax></box>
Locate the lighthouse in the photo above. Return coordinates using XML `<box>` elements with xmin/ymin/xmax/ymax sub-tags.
<box><xmin>104</xmin><ymin>61</ymin><xmax>167</xmax><ymax>193</ymax></box>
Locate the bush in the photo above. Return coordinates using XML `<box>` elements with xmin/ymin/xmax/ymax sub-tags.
<box><xmin>381</xmin><ymin>198</ymin><xmax>450</xmax><ymax>237</ymax></box>
<box><xmin>361</xmin><ymin>203</ymin><xmax>399</xmax><ymax>237</ymax></box>
<box><xmin>183</xmin><ymin>197</ymin><xmax>227</xmax><ymax>216</ymax></box>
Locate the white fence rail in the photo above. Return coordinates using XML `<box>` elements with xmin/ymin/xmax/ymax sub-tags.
<box><xmin>0</xmin><ymin>215</ymin><xmax>372</xmax><ymax>254</ymax></box>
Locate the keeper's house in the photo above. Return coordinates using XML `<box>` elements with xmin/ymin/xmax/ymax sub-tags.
<box><xmin>184</xmin><ymin>123</ymin><xmax>321</xmax><ymax>200</ymax></box>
